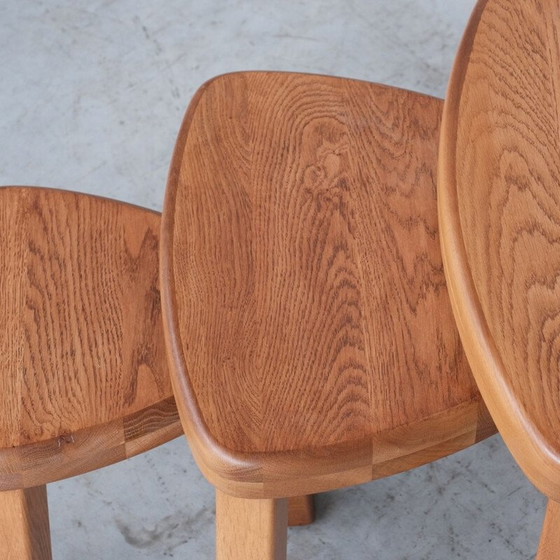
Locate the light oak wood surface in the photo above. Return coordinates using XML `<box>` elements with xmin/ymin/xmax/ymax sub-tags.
<box><xmin>161</xmin><ymin>71</ymin><xmax>496</xmax><ymax>503</ymax></box>
<box><xmin>537</xmin><ymin>499</ymin><xmax>560</xmax><ymax>560</ymax></box>
<box><xmin>438</xmin><ymin>0</ymin><xmax>560</xmax><ymax>502</ymax></box>
<box><xmin>0</xmin><ymin>486</ymin><xmax>51</xmax><ymax>560</ymax></box>
<box><xmin>216</xmin><ymin>491</ymin><xmax>288</xmax><ymax>560</ymax></box>
<box><xmin>0</xmin><ymin>186</ymin><xmax>182</xmax><ymax>491</ymax></box>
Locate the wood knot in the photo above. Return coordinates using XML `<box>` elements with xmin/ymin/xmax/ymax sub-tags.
<box><xmin>57</xmin><ymin>434</ymin><xmax>75</xmax><ymax>447</ymax></box>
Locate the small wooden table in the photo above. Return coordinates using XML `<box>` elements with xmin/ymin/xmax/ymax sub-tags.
<box><xmin>0</xmin><ymin>187</ymin><xmax>182</xmax><ymax>559</ymax></box>
<box><xmin>438</xmin><ymin>0</ymin><xmax>560</xmax><ymax>556</ymax></box>
<box><xmin>161</xmin><ymin>71</ymin><xmax>495</xmax><ymax>559</ymax></box>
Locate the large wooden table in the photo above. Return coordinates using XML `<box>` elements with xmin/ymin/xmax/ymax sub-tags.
<box><xmin>438</xmin><ymin>0</ymin><xmax>560</xmax><ymax>556</ymax></box>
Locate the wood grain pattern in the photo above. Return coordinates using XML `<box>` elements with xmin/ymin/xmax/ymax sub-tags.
<box><xmin>0</xmin><ymin>486</ymin><xmax>51</xmax><ymax>559</ymax></box>
<box><xmin>216</xmin><ymin>491</ymin><xmax>288</xmax><ymax>560</ymax></box>
<box><xmin>438</xmin><ymin>0</ymin><xmax>560</xmax><ymax>500</ymax></box>
<box><xmin>0</xmin><ymin>187</ymin><xmax>182</xmax><ymax>490</ymax></box>
<box><xmin>162</xmin><ymin>72</ymin><xmax>495</xmax><ymax>498</ymax></box>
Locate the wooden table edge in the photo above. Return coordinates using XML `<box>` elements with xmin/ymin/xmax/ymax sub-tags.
<box><xmin>438</xmin><ymin>0</ymin><xmax>560</xmax><ymax>501</ymax></box>
<box><xmin>0</xmin><ymin>396</ymin><xmax>182</xmax><ymax>491</ymax></box>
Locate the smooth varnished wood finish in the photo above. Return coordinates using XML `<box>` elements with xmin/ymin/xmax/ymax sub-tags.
<box><xmin>287</xmin><ymin>495</ymin><xmax>315</xmax><ymax>526</ymax></box>
<box><xmin>216</xmin><ymin>491</ymin><xmax>288</xmax><ymax>560</ymax></box>
<box><xmin>537</xmin><ymin>500</ymin><xmax>560</xmax><ymax>560</ymax></box>
<box><xmin>0</xmin><ymin>486</ymin><xmax>51</xmax><ymax>560</ymax></box>
<box><xmin>162</xmin><ymin>71</ymin><xmax>495</xmax><ymax>499</ymax></box>
<box><xmin>439</xmin><ymin>0</ymin><xmax>560</xmax><ymax>501</ymax></box>
<box><xmin>0</xmin><ymin>187</ymin><xmax>182</xmax><ymax>490</ymax></box>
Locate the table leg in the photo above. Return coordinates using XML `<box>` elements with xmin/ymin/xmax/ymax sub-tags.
<box><xmin>288</xmin><ymin>494</ymin><xmax>315</xmax><ymax>526</ymax></box>
<box><xmin>216</xmin><ymin>490</ymin><xmax>288</xmax><ymax>560</ymax></box>
<box><xmin>0</xmin><ymin>486</ymin><xmax>52</xmax><ymax>560</ymax></box>
<box><xmin>537</xmin><ymin>499</ymin><xmax>560</xmax><ymax>559</ymax></box>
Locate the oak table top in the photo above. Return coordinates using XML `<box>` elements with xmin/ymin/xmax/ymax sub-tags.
<box><xmin>439</xmin><ymin>0</ymin><xmax>560</xmax><ymax>500</ymax></box>
<box><xmin>0</xmin><ymin>187</ymin><xmax>181</xmax><ymax>490</ymax></box>
<box><xmin>162</xmin><ymin>71</ymin><xmax>495</xmax><ymax>499</ymax></box>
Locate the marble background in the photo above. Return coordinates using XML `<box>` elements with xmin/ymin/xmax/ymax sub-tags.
<box><xmin>0</xmin><ymin>1</ymin><xmax>544</xmax><ymax>558</ymax></box>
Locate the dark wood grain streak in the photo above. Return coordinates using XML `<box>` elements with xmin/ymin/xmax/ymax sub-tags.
<box><xmin>162</xmin><ymin>72</ymin><xmax>495</xmax><ymax>498</ymax></box>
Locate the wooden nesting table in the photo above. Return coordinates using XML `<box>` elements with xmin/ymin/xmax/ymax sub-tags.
<box><xmin>0</xmin><ymin>187</ymin><xmax>182</xmax><ymax>559</ymax></box>
<box><xmin>438</xmin><ymin>0</ymin><xmax>560</xmax><ymax>556</ymax></box>
<box><xmin>161</xmin><ymin>71</ymin><xmax>495</xmax><ymax>559</ymax></box>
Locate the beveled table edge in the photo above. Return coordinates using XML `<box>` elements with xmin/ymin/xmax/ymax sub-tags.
<box><xmin>437</xmin><ymin>0</ymin><xmax>560</xmax><ymax>501</ymax></box>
